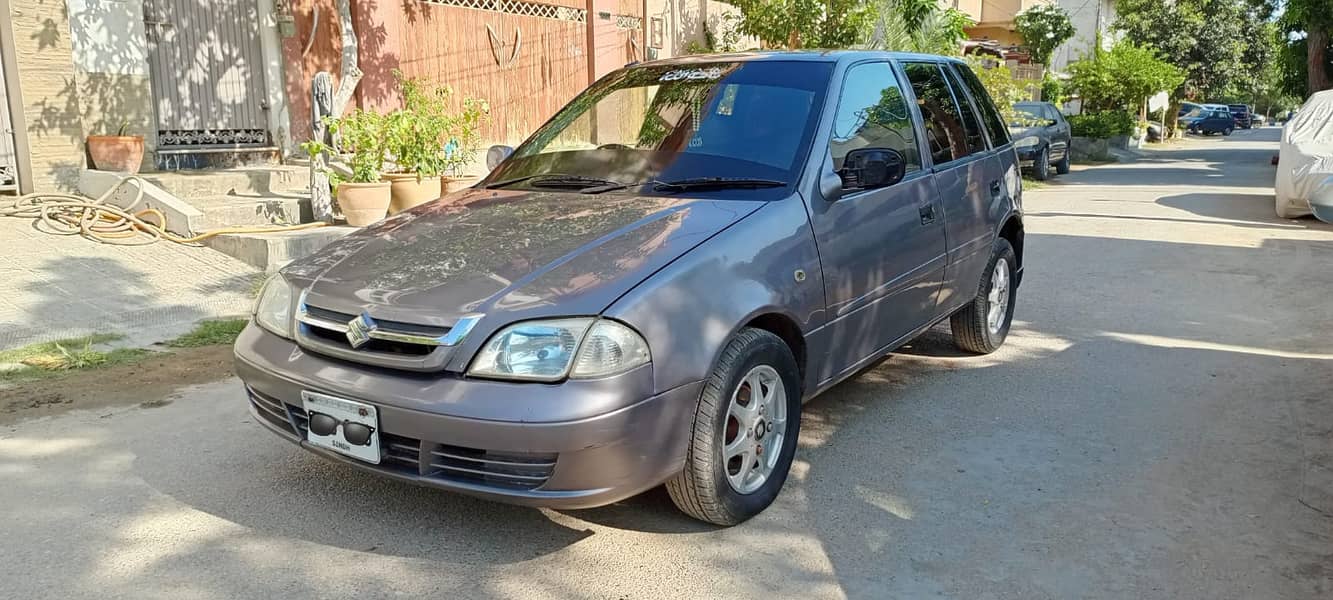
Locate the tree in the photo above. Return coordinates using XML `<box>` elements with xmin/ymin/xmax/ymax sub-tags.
<box><xmin>967</xmin><ymin>58</ymin><xmax>1026</xmax><ymax>123</ymax></box>
<box><xmin>1013</xmin><ymin>4</ymin><xmax>1076</xmax><ymax>67</ymax></box>
<box><xmin>1114</xmin><ymin>0</ymin><xmax>1250</xmax><ymax>100</ymax></box>
<box><xmin>865</xmin><ymin>0</ymin><xmax>971</xmax><ymax>55</ymax></box>
<box><xmin>1067</xmin><ymin>41</ymin><xmax>1185</xmax><ymax>114</ymax></box>
<box><xmin>729</xmin><ymin>0</ymin><xmax>874</xmax><ymax>49</ymax></box>
<box><xmin>1277</xmin><ymin>0</ymin><xmax>1333</xmax><ymax>95</ymax></box>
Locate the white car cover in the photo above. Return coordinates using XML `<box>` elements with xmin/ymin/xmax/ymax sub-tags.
<box><xmin>1275</xmin><ymin>90</ymin><xmax>1333</xmax><ymax>220</ymax></box>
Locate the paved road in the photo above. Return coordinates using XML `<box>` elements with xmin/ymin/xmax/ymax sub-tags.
<box><xmin>4</xmin><ymin>128</ymin><xmax>1332</xmax><ymax>599</ymax></box>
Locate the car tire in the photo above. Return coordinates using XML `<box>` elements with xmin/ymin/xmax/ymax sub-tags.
<box><xmin>950</xmin><ymin>239</ymin><xmax>1018</xmax><ymax>354</ymax></box>
<box><xmin>1055</xmin><ymin>149</ymin><xmax>1071</xmax><ymax>175</ymax></box>
<box><xmin>1224</xmin><ymin>127</ymin><xmax>1233</xmax><ymax>136</ymax></box>
<box><xmin>1033</xmin><ymin>148</ymin><xmax>1050</xmax><ymax>181</ymax></box>
<box><xmin>666</xmin><ymin>328</ymin><xmax>802</xmax><ymax>526</ymax></box>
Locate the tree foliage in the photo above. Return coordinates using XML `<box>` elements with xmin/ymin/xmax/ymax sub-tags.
<box><xmin>1067</xmin><ymin>41</ymin><xmax>1185</xmax><ymax>114</ymax></box>
<box><xmin>1113</xmin><ymin>0</ymin><xmax>1253</xmax><ymax>100</ymax></box>
<box><xmin>966</xmin><ymin>58</ymin><xmax>1025</xmax><ymax>123</ymax></box>
<box><xmin>729</xmin><ymin>0</ymin><xmax>874</xmax><ymax>49</ymax></box>
<box><xmin>1013</xmin><ymin>4</ymin><xmax>1076</xmax><ymax>67</ymax></box>
<box><xmin>1275</xmin><ymin>0</ymin><xmax>1333</xmax><ymax>95</ymax></box>
<box><xmin>864</xmin><ymin>0</ymin><xmax>971</xmax><ymax>55</ymax></box>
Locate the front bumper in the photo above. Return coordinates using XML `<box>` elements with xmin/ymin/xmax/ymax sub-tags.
<box><xmin>1015</xmin><ymin>146</ymin><xmax>1041</xmax><ymax>166</ymax></box>
<box><xmin>235</xmin><ymin>323</ymin><xmax>703</xmax><ymax>509</ymax></box>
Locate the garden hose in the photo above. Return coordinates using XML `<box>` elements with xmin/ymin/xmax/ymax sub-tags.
<box><xmin>0</xmin><ymin>175</ymin><xmax>327</xmax><ymax>246</ymax></box>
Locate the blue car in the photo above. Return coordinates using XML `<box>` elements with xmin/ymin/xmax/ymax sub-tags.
<box><xmin>1182</xmin><ymin>107</ymin><xmax>1235</xmax><ymax>136</ymax></box>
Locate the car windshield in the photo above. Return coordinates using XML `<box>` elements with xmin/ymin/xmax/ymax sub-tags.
<box><xmin>485</xmin><ymin>61</ymin><xmax>833</xmax><ymax>198</ymax></box>
<box><xmin>1183</xmin><ymin>107</ymin><xmax>1206</xmax><ymax>119</ymax></box>
<box><xmin>1010</xmin><ymin>105</ymin><xmax>1045</xmax><ymax>127</ymax></box>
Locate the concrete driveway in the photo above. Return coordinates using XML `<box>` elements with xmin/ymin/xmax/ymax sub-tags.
<box><xmin>3</xmin><ymin>127</ymin><xmax>1332</xmax><ymax>599</ymax></box>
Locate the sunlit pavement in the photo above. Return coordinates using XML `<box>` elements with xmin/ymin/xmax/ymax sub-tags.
<box><xmin>4</xmin><ymin>127</ymin><xmax>1332</xmax><ymax>599</ymax></box>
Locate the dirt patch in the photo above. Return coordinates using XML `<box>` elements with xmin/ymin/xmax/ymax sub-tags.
<box><xmin>0</xmin><ymin>345</ymin><xmax>235</xmax><ymax>426</ymax></box>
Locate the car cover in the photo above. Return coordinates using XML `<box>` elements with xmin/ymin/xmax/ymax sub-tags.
<box><xmin>1275</xmin><ymin>90</ymin><xmax>1333</xmax><ymax>221</ymax></box>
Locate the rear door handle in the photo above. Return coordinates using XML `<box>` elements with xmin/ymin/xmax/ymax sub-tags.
<box><xmin>990</xmin><ymin>180</ymin><xmax>1003</xmax><ymax>199</ymax></box>
<box><xmin>919</xmin><ymin>203</ymin><xmax>936</xmax><ymax>225</ymax></box>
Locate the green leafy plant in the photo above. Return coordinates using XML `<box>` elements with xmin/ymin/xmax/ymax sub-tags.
<box><xmin>442</xmin><ymin>96</ymin><xmax>490</xmax><ymax>178</ymax></box>
<box><xmin>730</xmin><ymin>0</ymin><xmax>873</xmax><ymax>49</ymax></box>
<box><xmin>326</xmin><ymin>108</ymin><xmax>388</xmax><ymax>183</ymax></box>
<box><xmin>1068</xmin><ymin>41</ymin><xmax>1184</xmax><ymax>114</ymax></box>
<box><xmin>866</xmin><ymin>0</ymin><xmax>971</xmax><ymax>55</ymax></box>
<box><xmin>1068</xmin><ymin>111</ymin><xmax>1135</xmax><ymax>138</ymax></box>
<box><xmin>167</xmin><ymin>319</ymin><xmax>249</xmax><ymax>348</ymax></box>
<box><xmin>1040</xmin><ymin>73</ymin><xmax>1065</xmax><ymax>105</ymax></box>
<box><xmin>1014</xmin><ymin>4</ymin><xmax>1076</xmax><ymax>67</ymax></box>
<box><xmin>967</xmin><ymin>58</ymin><xmax>1026</xmax><ymax>124</ymax></box>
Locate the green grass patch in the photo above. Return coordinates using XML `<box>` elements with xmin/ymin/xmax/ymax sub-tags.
<box><xmin>0</xmin><ymin>345</ymin><xmax>154</xmax><ymax>383</ymax></box>
<box><xmin>0</xmin><ymin>333</ymin><xmax>124</xmax><ymax>364</ymax></box>
<box><xmin>1022</xmin><ymin>177</ymin><xmax>1049</xmax><ymax>189</ymax></box>
<box><xmin>166</xmin><ymin>319</ymin><xmax>248</xmax><ymax>348</ymax></box>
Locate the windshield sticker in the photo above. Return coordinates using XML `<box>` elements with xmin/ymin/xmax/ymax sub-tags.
<box><xmin>659</xmin><ymin>67</ymin><xmax>724</xmax><ymax>82</ymax></box>
<box><xmin>716</xmin><ymin>84</ymin><xmax>738</xmax><ymax>116</ymax></box>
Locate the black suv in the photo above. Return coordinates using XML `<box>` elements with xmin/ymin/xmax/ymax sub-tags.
<box><xmin>1228</xmin><ymin>104</ymin><xmax>1253</xmax><ymax>129</ymax></box>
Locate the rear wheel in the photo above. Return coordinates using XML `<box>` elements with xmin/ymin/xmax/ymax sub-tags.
<box><xmin>951</xmin><ymin>239</ymin><xmax>1018</xmax><ymax>354</ymax></box>
<box><xmin>667</xmin><ymin>328</ymin><xmax>802</xmax><ymax>526</ymax></box>
<box><xmin>1054</xmin><ymin>149</ymin><xmax>1071</xmax><ymax>175</ymax></box>
<box><xmin>1223</xmin><ymin>126</ymin><xmax>1234</xmax><ymax>136</ymax></box>
<box><xmin>1032</xmin><ymin>147</ymin><xmax>1050</xmax><ymax>181</ymax></box>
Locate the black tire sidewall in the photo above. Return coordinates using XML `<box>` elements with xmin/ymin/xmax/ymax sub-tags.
<box><xmin>1034</xmin><ymin>148</ymin><xmax>1050</xmax><ymax>180</ymax></box>
<box><xmin>706</xmin><ymin>334</ymin><xmax>802</xmax><ymax>520</ymax></box>
<box><xmin>977</xmin><ymin>240</ymin><xmax>1019</xmax><ymax>349</ymax></box>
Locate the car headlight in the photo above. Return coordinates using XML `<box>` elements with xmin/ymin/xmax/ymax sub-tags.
<box><xmin>468</xmin><ymin>318</ymin><xmax>650</xmax><ymax>382</ymax></box>
<box><xmin>1014</xmin><ymin>136</ymin><xmax>1041</xmax><ymax>149</ymax></box>
<box><xmin>253</xmin><ymin>275</ymin><xmax>294</xmax><ymax>339</ymax></box>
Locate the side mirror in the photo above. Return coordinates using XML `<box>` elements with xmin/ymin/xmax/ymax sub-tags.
<box><xmin>485</xmin><ymin>145</ymin><xmax>515</xmax><ymax>171</ymax></box>
<box><xmin>1047</xmin><ymin>118</ymin><xmax>1059</xmax><ymax>127</ymax></box>
<box><xmin>839</xmin><ymin>148</ymin><xmax>906</xmax><ymax>190</ymax></box>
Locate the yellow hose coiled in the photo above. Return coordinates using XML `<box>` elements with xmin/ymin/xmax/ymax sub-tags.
<box><xmin>0</xmin><ymin>175</ymin><xmax>326</xmax><ymax>246</ymax></box>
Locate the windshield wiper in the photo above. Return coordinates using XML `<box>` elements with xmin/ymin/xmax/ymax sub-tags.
<box><xmin>653</xmin><ymin>177</ymin><xmax>787</xmax><ymax>192</ymax></box>
<box><xmin>485</xmin><ymin>173</ymin><xmax>623</xmax><ymax>190</ymax></box>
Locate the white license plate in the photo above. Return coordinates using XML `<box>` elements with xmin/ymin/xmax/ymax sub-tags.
<box><xmin>301</xmin><ymin>391</ymin><xmax>381</xmax><ymax>464</ymax></box>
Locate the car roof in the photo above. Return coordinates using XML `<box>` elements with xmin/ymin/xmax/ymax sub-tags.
<box><xmin>629</xmin><ymin>50</ymin><xmax>968</xmax><ymax>69</ymax></box>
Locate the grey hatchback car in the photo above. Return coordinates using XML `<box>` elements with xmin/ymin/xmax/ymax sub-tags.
<box><xmin>236</xmin><ymin>51</ymin><xmax>1025</xmax><ymax>526</ymax></box>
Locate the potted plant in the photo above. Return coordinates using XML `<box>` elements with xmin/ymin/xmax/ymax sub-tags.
<box><xmin>382</xmin><ymin>73</ymin><xmax>448</xmax><ymax>214</ymax></box>
<box><xmin>441</xmin><ymin>95</ymin><xmax>490</xmax><ymax>195</ymax></box>
<box><xmin>325</xmin><ymin>109</ymin><xmax>392</xmax><ymax>226</ymax></box>
<box><xmin>87</xmin><ymin>122</ymin><xmax>145</xmax><ymax>173</ymax></box>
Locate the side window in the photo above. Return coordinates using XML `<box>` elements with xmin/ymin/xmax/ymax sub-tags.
<box><xmin>903</xmin><ymin>62</ymin><xmax>972</xmax><ymax>165</ymax></box>
<box><xmin>828</xmin><ymin>62</ymin><xmax>922</xmax><ymax>174</ymax></box>
<box><xmin>942</xmin><ymin>66</ymin><xmax>989</xmax><ymax>154</ymax></box>
<box><xmin>952</xmin><ymin>63</ymin><xmax>1011</xmax><ymax>148</ymax></box>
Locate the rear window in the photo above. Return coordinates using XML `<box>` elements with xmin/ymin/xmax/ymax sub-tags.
<box><xmin>903</xmin><ymin>62</ymin><xmax>973</xmax><ymax>165</ymax></box>
<box><xmin>953</xmin><ymin>63</ymin><xmax>1011</xmax><ymax>147</ymax></box>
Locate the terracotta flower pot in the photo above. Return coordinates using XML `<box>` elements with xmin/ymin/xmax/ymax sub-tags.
<box><xmin>336</xmin><ymin>181</ymin><xmax>392</xmax><ymax>227</ymax></box>
<box><xmin>86</xmin><ymin>135</ymin><xmax>145</xmax><ymax>173</ymax></box>
<box><xmin>383</xmin><ymin>172</ymin><xmax>442</xmax><ymax>214</ymax></box>
<box><xmin>442</xmin><ymin>175</ymin><xmax>482</xmax><ymax>196</ymax></box>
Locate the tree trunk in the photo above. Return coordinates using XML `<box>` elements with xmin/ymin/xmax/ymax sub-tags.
<box><xmin>787</xmin><ymin>28</ymin><xmax>801</xmax><ymax>49</ymax></box>
<box><xmin>1309</xmin><ymin>28</ymin><xmax>1330</xmax><ymax>97</ymax></box>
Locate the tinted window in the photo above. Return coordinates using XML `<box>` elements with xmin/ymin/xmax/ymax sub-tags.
<box><xmin>903</xmin><ymin>62</ymin><xmax>972</xmax><ymax>165</ymax></box>
<box><xmin>829</xmin><ymin>62</ymin><xmax>922</xmax><ymax>174</ymax></box>
<box><xmin>955</xmin><ymin>64</ymin><xmax>1011</xmax><ymax>147</ymax></box>
<box><xmin>942</xmin><ymin>66</ymin><xmax>989</xmax><ymax>154</ymax></box>
<box><xmin>492</xmin><ymin>61</ymin><xmax>834</xmax><ymax>199</ymax></box>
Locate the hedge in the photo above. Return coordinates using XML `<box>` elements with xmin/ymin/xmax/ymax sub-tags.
<box><xmin>1068</xmin><ymin>111</ymin><xmax>1135</xmax><ymax>138</ymax></box>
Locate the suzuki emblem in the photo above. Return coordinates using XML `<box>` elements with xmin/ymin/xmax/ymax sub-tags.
<box><xmin>346</xmin><ymin>312</ymin><xmax>376</xmax><ymax>349</ymax></box>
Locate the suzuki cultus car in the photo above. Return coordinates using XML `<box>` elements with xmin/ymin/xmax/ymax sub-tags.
<box><xmin>237</xmin><ymin>51</ymin><xmax>1025</xmax><ymax>526</ymax></box>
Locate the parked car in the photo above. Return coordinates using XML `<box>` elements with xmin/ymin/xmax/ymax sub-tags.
<box><xmin>1009</xmin><ymin>101</ymin><xmax>1071</xmax><ymax>180</ymax></box>
<box><xmin>1228</xmin><ymin>104</ymin><xmax>1254</xmax><ymax>129</ymax></box>
<box><xmin>1178</xmin><ymin>101</ymin><xmax>1202</xmax><ymax>117</ymax></box>
<box><xmin>1182</xmin><ymin>107</ymin><xmax>1236</xmax><ymax>135</ymax></box>
<box><xmin>1276</xmin><ymin>89</ymin><xmax>1333</xmax><ymax>221</ymax></box>
<box><xmin>235</xmin><ymin>51</ymin><xmax>1025</xmax><ymax>526</ymax></box>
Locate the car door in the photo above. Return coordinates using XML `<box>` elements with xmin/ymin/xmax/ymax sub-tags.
<box><xmin>903</xmin><ymin>61</ymin><xmax>1001</xmax><ymax>313</ymax></box>
<box><xmin>1044</xmin><ymin>104</ymin><xmax>1071</xmax><ymax>161</ymax></box>
<box><xmin>806</xmin><ymin>60</ymin><xmax>948</xmax><ymax>383</ymax></box>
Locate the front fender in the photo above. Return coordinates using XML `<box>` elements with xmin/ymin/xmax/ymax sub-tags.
<box><xmin>604</xmin><ymin>196</ymin><xmax>825</xmax><ymax>396</ymax></box>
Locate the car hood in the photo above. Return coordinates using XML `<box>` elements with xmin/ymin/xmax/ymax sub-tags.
<box><xmin>282</xmin><ymin>188</ymin><xmax>764</xmax><ymax>327</ymax></box>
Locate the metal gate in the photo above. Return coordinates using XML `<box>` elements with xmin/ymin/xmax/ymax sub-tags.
<box><xmin>0</xmin><ymin>45</ymin><xmax>18</xmax><ymax>192</ymax></box>
<box><xmin>143</xmin><ymin>0</ymin><xmax>270</xmax><ymax>148</ymax></box>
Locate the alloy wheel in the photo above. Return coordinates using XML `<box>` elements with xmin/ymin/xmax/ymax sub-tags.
<box><xmin>722</xmin><ymin>365</ymin><xmax>788</xmax><ymax>494</ymax></box>
<box><xmin>986</xmin><ymin>258</ymin><xmax>1011</xmax><ymax>335</ymax></box>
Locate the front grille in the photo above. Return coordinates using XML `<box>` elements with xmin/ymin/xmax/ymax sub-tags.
<box><xmin>298</xmin><ymin>303</ymin><xmax>449</xmax><ymax>358</ymax></box>
<box><xmin>274</xmin><ymin>397</ymin><xmax>556</xmax><ymax>491</ymax></box>
<box><xmin>305</xmin><ymin>324</ymin><xmax>433</xmax><ymax>355</ymax></box>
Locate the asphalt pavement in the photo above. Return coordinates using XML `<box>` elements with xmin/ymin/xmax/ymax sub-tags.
<box><xmin>3</xmin><ymin>127</ymin><xmax>1332</xmax><ymax>599</ymax></box>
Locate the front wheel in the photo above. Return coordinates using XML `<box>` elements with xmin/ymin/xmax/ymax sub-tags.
<box><xmin>1054</xmin><ymin>148</ymin><xmax>1071</xmax><ymax>175</ymax></box>
<box><xmin>667</xmin><ymin>328</ymin><xmax>802</xmax><ymax>526</ymax></box>
<box><xmin>1032</xmin><ymin>147</ymin><xmax>1051</xmax><ymax>181</ymax></box>
<box><xmin>1223</xmin><ymin>127</ymin><xmax>1233</xmax><ymax>136</ymax></box>
<box><xmin>950</xmin><ymin>239</ymin><xmax>1018</xmax><ymax>354</ymax></box>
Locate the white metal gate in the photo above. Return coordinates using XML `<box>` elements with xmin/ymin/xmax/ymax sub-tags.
<box><xmin>143</xmin><ymin>0</ymin><xmax>270</xmax><ymax>148</ymax></box>
<box><xmin>0</xmin><ymin>45</ymin><xmax>17</xmax><ymax>192</ymax></box>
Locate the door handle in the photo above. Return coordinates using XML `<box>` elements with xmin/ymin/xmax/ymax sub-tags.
<box><xmin>990</xmin><ymin>180</ymin><xmax>1003</xmax><ymax>199</ymax></box>
<box><xmin>919</xmin><ymin>203</ymin><xmax>936</xmax><ymax>225</ymax></box>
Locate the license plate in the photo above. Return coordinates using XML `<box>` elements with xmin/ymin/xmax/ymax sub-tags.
<box><xmin>301</xmin><ymin>391</ymin><xmax>381</xmax><ymax>464</ymax></box>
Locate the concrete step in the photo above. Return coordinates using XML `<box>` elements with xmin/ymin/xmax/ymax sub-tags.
<box><xmin>205</xmin><ymin>226</ymin><xmax>357</xmax><ymax>272</ymax></box>
<box><xmin>188</xmin><ymin>194</ymin><xmax>312</xmax><ymax>231</ymax></box>
<box><xmin>139</xmin><ymin>166</ymin><xmax>311</xmax><ymax>200</ymax></box>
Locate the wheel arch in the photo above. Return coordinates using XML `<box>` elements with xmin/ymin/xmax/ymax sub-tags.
<box><xmin>999</xmin><ymin>213</ymin><xmax>1025</xmax><ymax>273</ymax></box>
